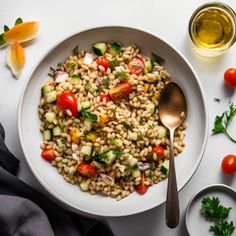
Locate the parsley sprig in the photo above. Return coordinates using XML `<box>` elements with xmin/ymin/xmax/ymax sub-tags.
<box><xmin>212</xmin><ymin>102</ymin><xmax>236</xmax><ymax>143</ymax></box>
<box><xmin>210</xmin><ymin>220</ymin><xmax>235</xmax><ymax>236</ymax></box>
<box><xmin>201</xmin><ymin>197</ymin><xmax>235</xmax><ymax>236</ymax></box>
<box><xmin>201</xmin><ymin>197</ymin><xmax>232</xmax><ymax>219</ymax></box>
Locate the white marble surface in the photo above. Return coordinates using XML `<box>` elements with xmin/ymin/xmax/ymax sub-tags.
<box><xmin>0</xmin><ymin>0</ymin><xmax>236</xmax><ymax>235</ymax></box>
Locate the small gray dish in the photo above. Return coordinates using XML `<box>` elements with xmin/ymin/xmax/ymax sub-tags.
<box><xmin>185</xmin><ymin>184</ymin><xmax>236</xmax><ymax>236</ymax></box>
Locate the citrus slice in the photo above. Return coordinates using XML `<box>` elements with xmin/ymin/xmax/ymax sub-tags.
<box><xmin>7</xmin><ymin>42</ymin><xmax>25</xmax><ymax>78</ymax></box>
<box><xmin>4</xmin><ymin>22</ymin><xmax>39</xmax><ymax>43</ymax></box>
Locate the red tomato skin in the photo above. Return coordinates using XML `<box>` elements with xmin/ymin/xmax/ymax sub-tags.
<box><xmin>135</xmin><ymin>172</ymin><xmax>149</xmax><ymax>195</ymax></box>
<box><xmin>109</xmin><ymin>82</ymin><xmax>131</xmax><ymax>101</ymax></box>
<box><xmin>128</xmin><ymin>57</ymin><xmax>144</xmax><ymax>75</ymax></box>
<box><xmin>224</xmin><ymin>68</ymin><xmax>236</xmax><ymax>87</ymax></box>
<box><xmin>96</xmin><ymin>58</ymin><xmax>109</xmax><ymax>70</ymax></box>
<box><xmin>57</xmin><ymin>92</ymin><xmax>78</xmax><ymax>116</ymax></box>
<box><xmin>100</xmin><ymin>95</ymin><xmax>111</xmax><ymax>102</ymax></box>
<box><xmin>221</xmin><ymin>154</ymin><xmax>236</xmax><ymax>174</ymax></box>
<box><xmin>77</xmin><ymin>163</ymin><xmax>97</xmax><ymax>177</ymax></box>
<box><xmin>41</xmin><ymin>149</ymin><xmax>55</xmax><ymax>162</ymax></box>
<box><xmin>152</xmin><ymin>146</ymin><xmax>165</xmax><ymax>157</ymax></box>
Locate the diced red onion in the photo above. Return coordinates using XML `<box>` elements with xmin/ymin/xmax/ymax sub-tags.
<box><xmin>96</xmin><ymin>77</ymin><xmax>101</xmax><ymax>85</ymax></box>
<box><xmin>100</xmin><ymin>173</ymin><xmax>113</xmax><ymax>181</ymax></box>
<box><xmin>55</xmin><ymin>71</ymin><xmax>68</xmax><ymax>83</ymax></box>
<box><xmin>137</xmin><ymin>162</ymin><xmax>150</xmax><ymax>171</ymax></box>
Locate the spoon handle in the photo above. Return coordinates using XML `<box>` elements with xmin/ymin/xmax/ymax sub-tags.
<box><xmin>166</xmin><ymin>128</ymin><xmax>179</xmax><ymax>228</ymax></box>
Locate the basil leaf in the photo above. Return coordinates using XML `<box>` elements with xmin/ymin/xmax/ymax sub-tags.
<box><xmin>121</xmin><ymin>122</ymin><xmax>133</xmax><ymax>130</ymax></box>
<box><xmin>81</xmin><ymin>110</ymin><xmax>97</xmax><ymax>121</ymax></box>
<box><xmin>15</xmin><ymin>17</ymin><xmax>23</xmax><ymax>25</ymax></box>
<box><xmin>151</xmin><ymin>52</ymin><xmax>165</xmax><ymax>65</ymax></box>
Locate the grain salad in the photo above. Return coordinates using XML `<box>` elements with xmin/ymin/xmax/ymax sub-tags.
<box><xmin>38</xmin><ymin>42</ymin><xmax>186</xmax><ymax>200</ymax></box>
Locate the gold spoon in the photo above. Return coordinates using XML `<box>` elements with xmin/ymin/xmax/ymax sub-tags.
<box><xmin>158</xmin><ymin>82</ymin><xmax>187</xmax><ymax>228</ymax></box>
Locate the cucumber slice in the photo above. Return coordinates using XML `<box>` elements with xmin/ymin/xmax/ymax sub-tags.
<box><xmin>112</xmin><ymin>138</ymin><xmax>122</xmax><ymax>147</ymax></box>
<box><xmin>81</xmin><ymin>101</ymin><xmax>91</xmax><ymax>110</ymax></box>
<box><xmin>41</xmin><ymin>85</ymin><xmax>52</xmax><ymax>96</ymax></box>
<box><xmin>84</xmin><ymin>118</ymin><xmax>93</xmax><ymax>131</ymax></box>
<box><xmin>69</xmin><ymin>75</ymin><xmax>81</xmax><ymax>85</ymax></box>
<box><xmin>42</xmin><ymin>130</ymin><xmax>51</xmax><ymax>141</ymax></box>
<box><xmin>145</xmin><ymin>58</ymin><xmax>154</xmax><ymax>72</ymax></box>
<box><xmin>132</xmin><ymin>168</ymin><xmax>141</xmax><ymax>178</ymax></box>
<box><xmin>160</xmin><ymin>160</ymin><xmax>169</xmax><ymax>175</ymax></box>
<box><xmin>56</xmin><ymin>138</ymin><xmax>66</xmax><ymax>151</ymax></box>
<box><xmin>92</xmin><ymin>42</ymin><xmax>107</xmax><ymax>56</ymax></box>
<box><xmin>81</xmin><ymin>146</ymin><xmax>92</xmax><ymax>156</ymax></box>
<box><xmin>147</xmin><ymin>103</ymin><xmax>156</xmax><ymax>115</ymax></box>
<box><xmin>46</xmin><ymin>91</ymin><xmax>57</xmax><ymax>103</ymax></box>
<box><xmin>157</xmin><ymin>125</ymin><xmax>167</xmax><ymax>138</ymax></box>
<box><xmin>109</xmin><ymin>42</ymin><xmax>121</xmax><ymax>56</ymax></box>
<box><xmin>52</xmin><ymin>126</ymin><xmax>62</xmax><ymax>136</ymax></box>
<box><xmin>45</xmin><ymin>112</ymin><xmax>56</xmax><ymax>123</ymax></box>
<box><xmin>80</xmin><ymin>180</ymin><xmax>89</xmax><ymax>191</ymax></box>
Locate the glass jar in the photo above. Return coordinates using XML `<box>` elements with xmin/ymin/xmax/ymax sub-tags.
<box><xmin>189</xmin><ymin>2</ymin><xmax>236</xmax><ymax>57</ymax></box>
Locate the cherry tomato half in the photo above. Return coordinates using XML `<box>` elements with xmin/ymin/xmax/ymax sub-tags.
<box><xmin>152</xmin><ymin>146</ymin><xmax>165</xmax><ymax>158</ymax></box>
<box><xmin>128</xmin><ymin>57</ymin><xmax>144</xmax><ymax>75</ymax></box>
<box><xmin>77</xmin><ymin>163</ymin><xmax>97</xmax><ymax>177</ymax></box>
<box><xmin>221</xmin><ymin>154</ymin><xmax>236</xmax><ymax>174</ymax></box>
<box><xmin>41</xmin><ymin>149</ymin><xmax>55</xmax><ymax>162</ymax></box>
<box><xmin>109</xmin><ymin>82</ymin><xmax>131</xmax><ymax>101</ymax></box>
<box><xmin>135</xmin><ymin>172</ymin><xmax>149</xmax><ymax>195</ymax></box>
<box><xmin>57</xmin><ymin>92</ymin><xmax>78</xmax><ymax>116</ymax></box>
<box><xmin>96</xmin><ymin>58</ymin><xmax>109</xmax><ymax>70</ymax></box>
<box><xmin>100</xmin><ymin>95</ymin><xmax>111</xmax><ymax>102</ymax></box>
<box><xmin>224</xmin><ymin>68</ymin><xmax>236</xmax><ymax>87</ymax></box>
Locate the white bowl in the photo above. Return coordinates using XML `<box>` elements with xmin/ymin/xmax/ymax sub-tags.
<box><xmin>186</xmin><ymin>184</ymin><xmax>236</xmax><ymax>236</ymax></box>
<box><xmin>18</xmin><ymin>26</ymin><xmax>208</xmax><ymax>217</ymax></box>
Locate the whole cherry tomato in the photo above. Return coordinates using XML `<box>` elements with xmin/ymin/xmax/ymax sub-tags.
<box><xmin>221</xmin><ymin>154</ymin><xmax>236</xmax><ymax>174</ymax></box>
<box><xmin>57</xmin><ymin>92</ymin><xmax>78</xmax><ymax>116</ymax></box>
<box><xmin>224</xmin><ymin>68</ymin><xmax>236</xmax><ymax>87</ymax></box>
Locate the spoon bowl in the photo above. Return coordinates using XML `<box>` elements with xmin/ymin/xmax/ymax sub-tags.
<box><xmin>159</xmin><ymin>82</ymin><xmax>187</xmax><ymax>228</ymax></box>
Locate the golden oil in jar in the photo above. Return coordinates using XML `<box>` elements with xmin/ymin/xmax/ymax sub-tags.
<box><xmin>189</xmin><ymin>2</ymin><xmax>236</xmax><ymax>56</ymax></box>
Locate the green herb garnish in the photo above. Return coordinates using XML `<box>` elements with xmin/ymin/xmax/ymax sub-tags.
<box><xmin>151</xmin><ymin>52</ymin><xmax>165</xmax><ymax>65</ymax></box>
<box><xmin>4</xmin><ymin>25</ymin><xmax>9</xmax><ymax>32</ymax></box>
<box><xmin>212</xmin><ymin>102</ymin><xmax>236</xmax><ymax>143</ymax></box>
<box><xmin>127</xmin><ymin>165</ymin><xmax>139</xmax><ymax>171</ymax></box>
<box><xmin>71</xmin><ymin>74</ymin><xmax>80</xmax><ymax>79</ymax></box>
<box><xmin>68</xmin><ymin>63</ymin><xmax>76</xmax><ymax>68</ymax></box>
<box><xmin>96</xmin><ymin>85</ymin><xmax>102</xmax><ymax>94</ymax></box>
<box><xmin>80</xmin><ymin>110</ymin><xmax>97</xmax><ymax>121</ymax></box>
<box><xmin>15</xmin><ymin>17</ymin><xmax>23</xmax><ymax>25</ymax></box>
<box><xmin>201</xmin><ymin>197</ymin><xmax>232</xmax><ymax>219</ymax></box>
<box><xmin>210</xmin><ymin>220</ymin><xmax>235</xmax><ymax>236</ymax></box>
<box><xmin>121</xmin><ymin>122</ymin><xmax>134</xmax><ymax>130</ymax></box>
<box><xmin>214</xmin><ymin>98</ymin><xmax>221</xmax><ymax>103</ymax></box>
<box><xmin>149</xmin><ymin>161</ymin><xmax>156</xmax><ymax>177</ymax></box>
<box><xmin>0</xmin><ymin>33</ymin><xmax>6</xmax><ymax>46</ymax></box>
<box><xmin>84</xmin><ymin>83</ymin><xmax>93</xmax><ymax>93</ymax></box>
<box><xmin>102</xmin><ymin>77</ymin><xmax>110</xmax><ymax>89</ymax></box>
<box><xmin>117</xmin><ymin>71</ymin><xmax>128</xmax><ymax>80</ymax></box>
<box><xmin>72</xmin><ymin>45</ymin><xmax>79</xmax><ymax>56</ymax></box>
<box><xmin>109</xmin><ymin>59</ymin><xmax>119</xmax><ymax>70</ymax></box>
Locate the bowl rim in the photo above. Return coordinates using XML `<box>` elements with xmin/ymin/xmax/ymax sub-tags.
<box><xmin>17</xmin><ymin>25</ymin><xmax>209</xmax><ymax>217</ymax></box>
<box><xmin>185</xmin><ymin>183</ymin><xmax>236</xmax><ymax>235</ymax></box>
